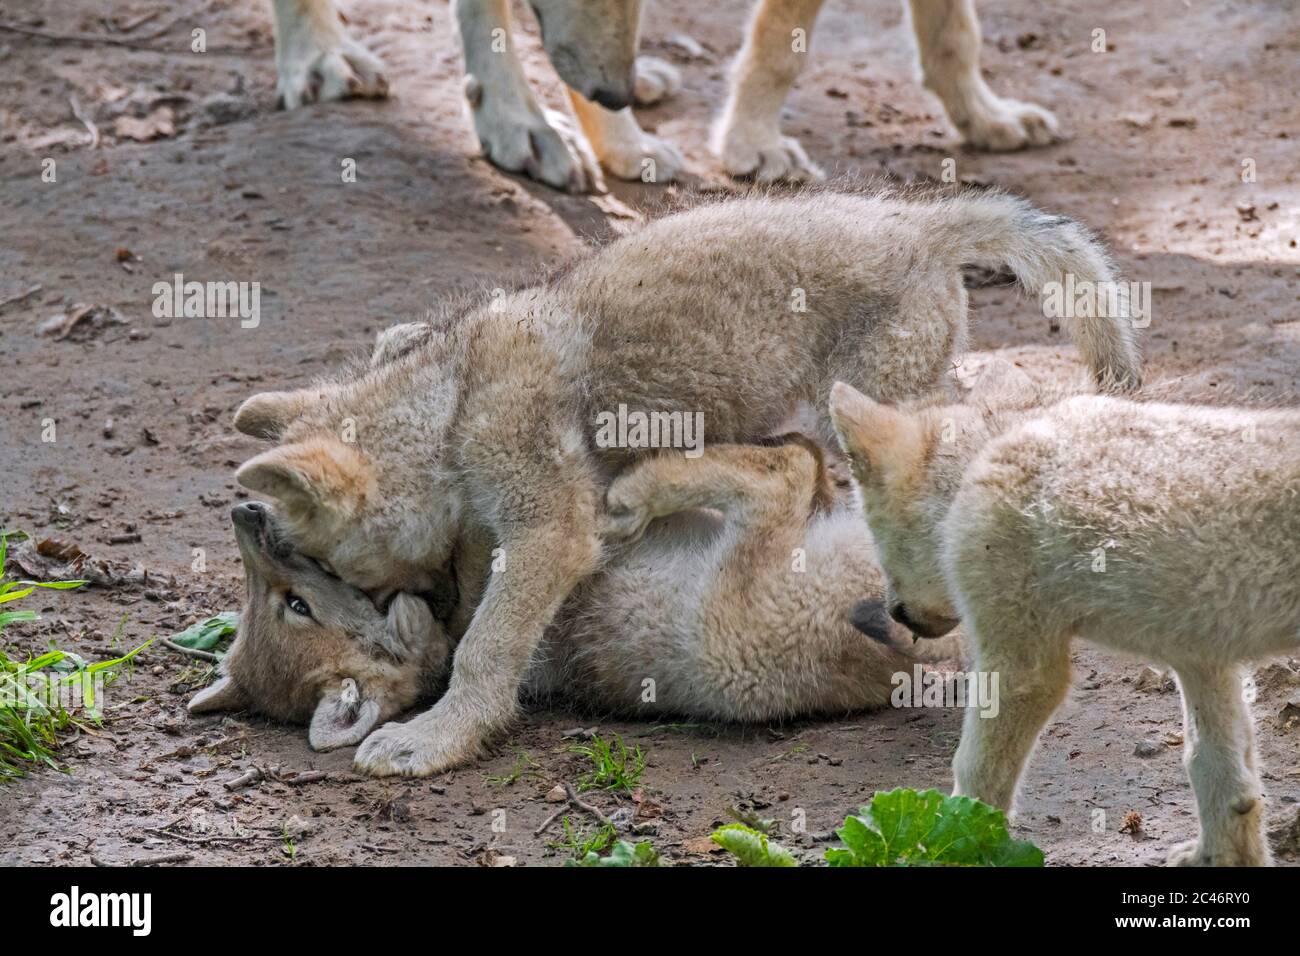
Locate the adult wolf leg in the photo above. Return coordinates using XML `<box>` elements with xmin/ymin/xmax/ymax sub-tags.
<box><xmin>567</xmin><ymin>92</ymin><xmax>683</xmax><ymax>183</ymax></box>
<box><xmin>454</xmin><ymin>0</ymin><xmax>604</xmax><ymax>192</ymax></box>
<box><xmin>906</xmin><ymin>0</ymin><xmax>1058</xmax><ymax>150</ymax></box>
<box><xmin>270</xmin><ymin>0</ymin><xmax>388</xmax><ymax>109</ymax></box>
<box><xmin>712</xmin><ymin>0</ymin><xmax>828</xmax><ymax>183</ymax></box>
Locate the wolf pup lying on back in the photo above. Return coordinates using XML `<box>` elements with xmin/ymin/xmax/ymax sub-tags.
<box><xmin>830</xmin><ymin>364</ymin><xmax>1300</xmax><ymax>866</ymax></box>
<box><xmin>193</xmin><ymin>437</ymin><xmax>933</xmax><ymax>739</ymax></box>
<box><xmin>231</xmin><ymin>189</ymin><xmax>1141</xmax><ymax>776</ymax></box>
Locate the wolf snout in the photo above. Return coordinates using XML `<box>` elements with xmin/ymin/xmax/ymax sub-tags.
<box><xmin>588</xmin><ymin>83</ymin><xmax>634</xmax><ymax>111</ymax></box>
<box><xmin>231</xmin><ymin>501</ymin><xmax>267</xmax><ymax>530</ymax></box>
<box><xmin>890</xmin><ymin>602</ymin><xmax>959</xmax><ymax>639</ymax></box>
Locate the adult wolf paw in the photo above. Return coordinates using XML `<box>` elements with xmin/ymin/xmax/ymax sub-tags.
<box><xmin>599</xmin><ymin>128</ymin><xmax>684</xmax><ymax>183</ymax></box>
<box><xmin>713</xmin><ymin>122</ymin><xmax>824</xmax><ymax>183</ymax></box>
<box><xmin>466</xmin><ymin>78</ymin><xmax>604</xmax><ymax>193</ymax></box>
<box><xmin>275</xmin><ymin>28</ymin><xmax>388</xmax><ymax>110</ymax></box>
<box><xmin>959</xmin><ymin>96</ymin><xmax>1058</xmax><ymax>151</ymax></box>
<box><xmin>634</xmin><ymin>55</ymin><xmax>682</xmax><ymax>106</ymax></box>
<box><xmin>353</xmin><ymin>714</ymin><xmax>484</xmax><ymax>777</ymax></box>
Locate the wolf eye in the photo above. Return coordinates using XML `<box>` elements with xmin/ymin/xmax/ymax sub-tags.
<box><xmin>285</xmin><ymin>593</ymin><xmax>312</xmax><ymax>618</ymax></box>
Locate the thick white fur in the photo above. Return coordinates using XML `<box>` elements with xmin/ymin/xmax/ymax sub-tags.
<box><xmin>233</xmin><ymin>190</ymin><xmax>1137</xmax><ymax>777</ymax></box>
<box><xmin>270</xmin><ymin>1</ymin><xmax>1056</xmax><ymax>190</ymax></box>
<box><xmin>270</xmin><ymin>0</ymin><xmax>389</xmax><ymax>109</ymax></box>
<box><xmin>202</xmin><ymin>442</ymin><xmax>930</xmax><ymax>742</ymax></box>
<box><xmin>714</xmin><ymin>0</ymin><xmax>1059</xmax><ymax>181</ymax></box>
<box><xmin>832</xmin><ymin>370</ymin><xmax>1300</xmax><ymax>866</ymax></box>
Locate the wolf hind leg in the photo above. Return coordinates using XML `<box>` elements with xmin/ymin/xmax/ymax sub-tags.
<box><xmin>601</xmin><ymin>439</ymin><xmax>830</xmax><ymax>544</ymax></box>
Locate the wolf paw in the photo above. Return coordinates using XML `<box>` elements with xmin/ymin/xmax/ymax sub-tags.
<box><xmin>599</xmin><ymin>128</ymin><xmax>684</xmax><ymax>183</ymax></box>
<box><xmin>714</xmin><ymin>124</ymin><xmax>824</xmax><ymax>183</ymax></box>
<box><xmin>466</xmin><ymin>81</ymin><xmax>604</xmax><ymax>193</ymax></box>
<box><xmin>353</xmin><ymin>715</ymin><xmax>484</xmax><ymax>777</ymax></box>
<box><xmin>1166</xmin><ymin>839</ymin><xmax>1268</xmax><ymax>867</ymax></box>
<box><xmin>960</xmin><ymin>96</ymin><xmax>1058</xmax><ymax>151</ymax></box>
<box><xmin>634</xmin><ymin>56</ymin><xmax>682</xmax><ymax>106</ymax></box>
<box><xmin>600</xmin><ymin>479</ymin><xmax>656</xmax><ymax>542</ymax></box>
<box><xmin>275</xmin><ymin>30</ymin><xmax>388</xmax><ymax>110</ymax></box>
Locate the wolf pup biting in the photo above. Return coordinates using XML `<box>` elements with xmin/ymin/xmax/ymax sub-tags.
<box><xmin>230</xmin><ymin>189</ymin><xmax>1141</xmax><ymax>777</ymax></box>
<box><xmin>194</xmin><ymin>436</ymin><xmax>944</xmax><ymax>739</ymax></box>
<box><xmin>830</xmin><ymin>363</ymin><xmax>1300</xmax><ymax>866</ymax></box>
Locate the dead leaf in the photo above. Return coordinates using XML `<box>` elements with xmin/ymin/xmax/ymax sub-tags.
<box><xmin>113</xmin><ymin>106</ymin><xmax>176</xmax><ymax>142</ymax></box>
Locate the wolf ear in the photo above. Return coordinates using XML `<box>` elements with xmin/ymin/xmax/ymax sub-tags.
<box><xmin>188</xmin><ymin>675</ymin><xmax>249</xmax><ymax>714</ymax></box>
<box><xmin>828</xmin><ymin>382</ymin><xmax>922</xmax><ymax>484</ymax></box>
<box><xmin>236</xmin><ymin>438</ymin><xmax>376</xmax><ymax>515</ymax></box>
<box><xmin>234</xmin><ymin>389</ymin><xmax>322</xmax><ymax>440</ymax></box>
<box><xmin>371</xmin><ymin>323</ymin><xmax>431</xmax><ymax>368</ymax></box>
<box><xmin>308</xmin><ymin>678</ymin><xmax>382</xmax><ymax>751</ymax></box>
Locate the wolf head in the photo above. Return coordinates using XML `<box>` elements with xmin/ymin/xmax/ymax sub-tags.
<box><xmin>828</xmin><ymin>362</ymin><xmax>1044</xmax><ymax>639</ymax></box>
<box><xmin>188</xmin><ymin>501</ymin><xmax>454</xmax><ymax>750</ymax></box>
<box><xmin>528</xmin><ymin>0</ymin><xmax>641</xmax><ymax>110</ymax></box>
<box><xmin>231</xmin><ymin>324</ymin><xmax>462</xmax><ymax>595</ymax></box>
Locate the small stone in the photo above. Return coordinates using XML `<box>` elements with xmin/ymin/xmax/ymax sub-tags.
<box><xmin>1134</xmin><ymin>739</ymin><xmax>1164</xmax><ymax>758</ymax></box>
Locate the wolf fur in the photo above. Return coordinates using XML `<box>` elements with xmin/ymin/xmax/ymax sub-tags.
<box><xmin>267</xmin><ymin>1</ymin><xmax>1054</xmax><ymax>191</ymax></box>
<box><xmin>714</xmin><ymin>0</ymin><xmax>1059</xmax><ymax>182</ymax></box>
<box><xmin>230</xmin><ymin>189</ymin><xmax>1139</xmax><ymax>777</ymax></box>
<box><xmin>829</xmin><ymin>364</ymin><xmax>1300</xmax><ymax>866</ymax></box>
<box><xmin>193</xmin><ymin>440</ymin><xmax>928</xmax><ymax>740</ymax></box>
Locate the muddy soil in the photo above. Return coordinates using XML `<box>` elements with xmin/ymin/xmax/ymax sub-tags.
<box><xmin>0</xmin><ymin>0</ymin><xmax>1297</xmax><ymax>867</ymax></box>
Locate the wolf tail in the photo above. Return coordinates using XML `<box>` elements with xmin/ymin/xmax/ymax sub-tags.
<box><xmin>931</xmin><ymin>191</ymin><xmax>1142</xmax><ymax>391</ymax></box>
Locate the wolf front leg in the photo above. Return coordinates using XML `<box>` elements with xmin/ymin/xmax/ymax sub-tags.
<box><xmin>455</xmin><ymin>0</ymin><xmax>604</xmax><ymax>192</ymax></box>
<box><xmin>1167</xmin><ymin>663</ymin><xmax>1272</xmax><ymax>866</ymax></box>
<box><xmin>567</xmin><ymin>92</ymin><xmax>683</xmax><ymax>184</ymax></box>
<box><xmin>906</xmin><ymin>0</ymin><xmax>1058</xmax><ymax>150</ymax></box>
<box><xmin>355</xmin><ymin>480</ymin><xmax>602</xmax><ymax>777</ymax></box>
<box><xmin>712</xmin><ymin>0</ymin><xmax>827</xmax><ymax>183</ymax></box>
<box><xmin>950</xmin><ymin>613</ymin><xmax>1072</xmax><ymax>812</ymax></box>
<box><xmin>270</xmin><ymin>0</ymin><xmax>388</xmax><ymax>109</ymax></box>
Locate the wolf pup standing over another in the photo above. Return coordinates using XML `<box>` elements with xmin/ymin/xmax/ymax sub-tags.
<box><xmin>830</xmin><ymin>365</ymin><xmax>1300</xmax><ymax>866</ymax></box>
<box><xmin>230</xmin><ymin>189</ymin><xmax>1141</xmax><ymax>777</ymax></box>
<box><xmin>192</xmin><ymin>436</ymin><xmax>936</xmax><ymax>739</ymax></box>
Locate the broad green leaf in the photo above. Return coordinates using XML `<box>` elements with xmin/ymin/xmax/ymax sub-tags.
<box><xmin>170</xmin><ymin>612</ymin><xmax>239</xmax><ymax>651</ymax></box>
<box><xmin>825</xmin><ymin>788</ymin><xmax>1043</xmax><ymax>867</ymax></box>
<box><xmin>567</xmin><ymin>839</ymin><xmax>660</xmax><ymax>867</ymax></box>
<box><xmin>710</xmin><ymin>823</ymin><xmax>798</xmax><ymax>867</ymax></box>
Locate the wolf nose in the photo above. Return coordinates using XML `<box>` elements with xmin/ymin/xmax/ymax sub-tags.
<box><xmin>589</xmin><ymin>84</ymin><xmax>633</xmax><ymax>111</ymax></box>
<box><xmin>232</xmin><ymin>501</ymin><xmax>266</xmax><ymax>529</ymax></box>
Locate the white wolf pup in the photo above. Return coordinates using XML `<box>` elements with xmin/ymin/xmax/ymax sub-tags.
<box><xmin>829</xmin><ymin>366</ymin><xmax>1300</xmax><ymax>866</ymax></box>
<box><xmin>193</xmin><ymin>438</ymin><xmax>927</xmax><ymax>736</ymax></box>
<box><xmin>231</xmin><ymin>189</ymin><xmax>1140</xmax><ymax>777</ymax></box>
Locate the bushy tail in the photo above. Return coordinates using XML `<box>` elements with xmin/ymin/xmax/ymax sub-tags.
<box><xmin>931</xmin><ymin>192</ymin><xmax>1142</xmax><ymax>391</ymax></box>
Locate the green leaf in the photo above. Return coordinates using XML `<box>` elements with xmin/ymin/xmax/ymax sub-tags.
<box><xmin>825</xmin><ymin>788</ymin><xmax>1044</xmax><ymax>867</ymax></box>
<box><xmin>170</xmin><ymin>612</ymin><xmax>239</xmax><ymax>652</ymax></box>
<box><xmin>566</xmin><ymin>839</ymin><xmax>660</xmax><ymax>867</ymax></box>
<box><xmin>710</xmin><ymin>823</ymin><xmax>798</xmax><ymax>867</ymax></box>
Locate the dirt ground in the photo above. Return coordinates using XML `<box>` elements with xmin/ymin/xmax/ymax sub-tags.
<box><xmin>1</xmin><ymin>0</ymin><xmax>1297</xmax><ymax>867</ymax></box>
